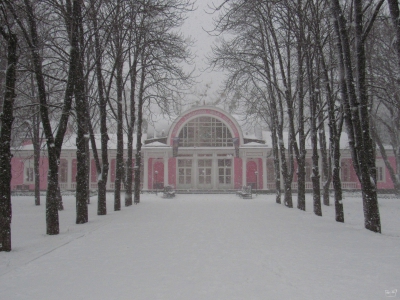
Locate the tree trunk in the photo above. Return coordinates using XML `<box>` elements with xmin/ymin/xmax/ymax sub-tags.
<box><xmin>296</xmin><ymin>0</ymin><xmax>306</xmax><ymax>212</ymax></box>
<box><xmin>270</xmin><ymin>126</ymin><xmax>281</xmax><ymax>204</ymax></box>
<box><xmin>56</xmin><ymin>185</ymin><xmax>63</xmax><ymax>210</ymax></box>
<box><xmin>134</xmin><ymin>56</ymin><xmax>146</xmax><ymax>204</ymax></box>
<box><xmin>331</xmin><ymin>0</ymin><xmax>381</xmax><ymax>232</ymax></box>
<box><xmin>33</xmin><ymin>102</ymin><xmax>41</xmax><ymax>206</ymax></box>
<box><xmin>317</xmin><ymin>67</ymin><xmax>331</xmax><ymax>207</ymax></box>
<box><xmin>74</xmin><ymin>0</ymin><xmax>88</xmax><ymax>224</ymax></box>
<box><xmin>114</xmin><ymin>47</ymin><xmax>124</xmax><ymax>211</ymax></box>
<box><xmin>0</xmin><ymin>31</ymin><xmax>18</xmax><ymax>251</ymax></box>
<box><xmin>28</xmin><ymin>71</ymin><xmax>41</xmax><ymax>206</ymax></box>
<box><xmin>328</xmin><ymin>16</ymin><xmax>345</xmax><ymax>223</ymax></box>
<box><xmin>319</xmin><ymin>117</ymin><xmax>331</xmax><ymax>207</ymax></box>
<box><xmin>306</xmin><ymin>49</ymin><xmax>322</xmax><ymax>216</ymax></box>
<box><xmin>387</xmin><ymin>0</ymin><xmax>400</xmax><ymax>72</ymax></box>
<box><xmin>90</xmin><ymin>0</ymin><xmax>109</xmax><ymax>215</ymax></box>
<box><xmin>125</xmin><ymin>56</ymin><xmax>138</xmax><ymax>207</ymax></box>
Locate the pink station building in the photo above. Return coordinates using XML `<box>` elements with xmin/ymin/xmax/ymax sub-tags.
<box><xmin>10</xmin><ymin>106</ymin><xmax>397</xmax><ymax>192</ymax></box>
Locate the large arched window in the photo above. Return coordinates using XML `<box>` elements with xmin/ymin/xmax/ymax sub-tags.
<box><xmin>178</xmin><ymin>116</ymin><xmax>233</xmax><ymax>147</ymax></box>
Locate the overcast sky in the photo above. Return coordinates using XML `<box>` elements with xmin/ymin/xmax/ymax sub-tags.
<box><xmin>180</xmin><ymin>0</ymin><xmax>225</xmax><ymax>102</ymax></box>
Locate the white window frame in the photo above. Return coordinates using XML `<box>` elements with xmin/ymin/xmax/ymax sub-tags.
<box><xmin>24</xmin><ymin>160</ymin><xmax>34</xmax><ymax>183</ymax></box>
<box><xmin>376</xmin><ymin>160</ymin><xmax>385</xmax><ymax>182</ymax></box>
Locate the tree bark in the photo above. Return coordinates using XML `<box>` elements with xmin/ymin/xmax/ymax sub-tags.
<box><xmin>90</xmin><ymin>0</ymin><xmax>109</xmax><ymax>215</ymax></box>
<box><xmin>134</xmin><ymin>55</ymin><xmax>146</xmax><ymax>204</ymax></box>
<box><xmin>328</xmin><ymin>16</ymin><xmax>345</xmax><ymax>223</ymax></box>
<box><xmin>74</xmin><ymin>0</ymin><xmax>88</xmax><ymax>224</ymax></box>
<box><xmin>125</xmin><ymin>55</ymin><xmax>138</xmax><ymax>207</ymax></box>
<box><xmin>387</xmin><ymin>0</ymin><xmax>400</xmax><ymax>72</ymax></box>
<box><xmin>331</xmin><ymin>0</ymin><xmax>381</xmax><ymax>232</ymax></box>
<box><xmin>114</xmin><ymin>47</ymin><xmax>124</xmax><ymax>211</ymax></box>
<box><xmin>306</xmin><ymin>46</ymin><xmax>322</xmax><ymax>216</ymax></box>
<box><xmin>296</xmin><ymin>0</ymin><xmax>306</xmax><ymax>212</ymax></box>
<box><xmin>0</xmin><ymin>30</ymin><xmax>18</xmax><ymax>251</ymax></box>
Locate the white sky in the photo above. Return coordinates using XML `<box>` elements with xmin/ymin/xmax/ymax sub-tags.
<box><xmin>180</xmin><ymin>0</ymin><xmax>226</xmax><ymax>102</ymax></box>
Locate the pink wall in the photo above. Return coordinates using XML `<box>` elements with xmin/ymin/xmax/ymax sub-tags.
<box><xmin>10</xmin><ymin>149</ymin><xmax>399</xmax><ymax>191</ymax></box>
<box><xmin>11</xmin><ymin>158</ymin><xmax>24</xmax><ymax>189</ymax></box>
<box><xmin>234</xmin><ymin>157</ymin><xmax>242</xmax><ymax>189</ymax></box>
<box><xmin>168</xmin><ymin>158</ymin><xmax>177</xmax><ymax>188</ymax></box>
<box><xmin>153</xmin><ymin>161</ymin><xmax>164</xmax><ymax>188</ymax></box>
<box><xmin>110</xmin><ymin>159</ymin><xmax>115</xmax><ymax>182</ymax></box>
<box><xmin>246</xmin><ymin>160</ymin><xmax>257</xmax><ymax>187</ymax></box>
<box><xmin>91</xmin><ymin>159</ymin><xmax>97</xmax><ymax>183</ymax></box>
<box><xmin>11</xmin><ymin>157</ymin><xmax>49</xmax><ymax>191</ymax></box>
<box><xmin>377</xmin><ymin>156</ymin><xmax>396</xmax><ymax>189</ymax></box>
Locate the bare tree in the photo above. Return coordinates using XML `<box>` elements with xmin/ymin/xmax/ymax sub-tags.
<box><xmin>73</xmin><ymin>0</ymin><xmax>88</xmax><ymax>224</ymax></box>
<box><xmin>0</xmin><ymin>12</ymin><xmax>18</xmax><ymax>251</ymax></box>
<box><xmin>132</xmin><ymin>0</ymin><xmax>193</xmax><ymax>204</ymax></box>
<box><xmin>330</xmin><ymin>0</ymin><xmax>383</xmax><ymax>232</ymax></box>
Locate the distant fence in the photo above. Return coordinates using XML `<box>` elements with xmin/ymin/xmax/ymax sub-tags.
<box><xmin>266</xmin><ymin>181</ymin><xmax>358</xmax><ymax>190</ymax></box>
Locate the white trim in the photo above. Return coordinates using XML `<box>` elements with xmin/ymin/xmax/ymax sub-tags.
<box><xmin>24</xmin><ymin>160</ymin><xmax>34</xmax><ymax>184</ymax></box>
<box><xmin>167</xmin><ymin>106</ymin><xmax>245</xmax><ymax>146</ymax></box>
<box><xmin>376</xmin><ymin>160</ymin><xmax>386</xmax><ymax>182</ymax></box>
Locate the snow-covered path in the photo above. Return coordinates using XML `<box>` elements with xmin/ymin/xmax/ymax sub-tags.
<box><xmin>1</xmin><ymin>193</ymin><xmax>399</xmax><ymax>300</ymax></box>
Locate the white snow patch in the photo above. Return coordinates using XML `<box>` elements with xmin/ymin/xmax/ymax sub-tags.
<box><xmin>1</xmin><ymin>193</ymin><xmax>399</xmax><ymax>300</ymax></box>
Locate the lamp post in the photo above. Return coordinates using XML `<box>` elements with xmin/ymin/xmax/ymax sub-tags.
<box><xmin>255</xmin><ymin>171</ymin><xmax>258</xmax><ymax>196</ymax></box>
<box><xmin>155</xmin><ymin>170</ymin><xmax>158</xmax><ymax>195</ymax></box>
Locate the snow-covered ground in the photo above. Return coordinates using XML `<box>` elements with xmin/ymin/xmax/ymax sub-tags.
<box><xmin>1</xmin><ymin>192</ymin><xmax>399</xmax><ymax>300</ymax></box>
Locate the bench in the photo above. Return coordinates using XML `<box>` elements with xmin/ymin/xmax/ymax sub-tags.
<box><xmin>163</xmin><ymin>185</ymin><xmax>176</xmax><ymax>198</ymax></box>
<box><xmin>236</xmin><ymin>185</ymin><xmax>252</xmax><ymax>199</ymax></box>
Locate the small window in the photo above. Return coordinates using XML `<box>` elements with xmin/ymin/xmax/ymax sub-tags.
<box><xmin>26</xmin><ymin>167</ymin><xmax>34</xmax><ymax>183</ymax></box>
<box><xmin>341</xmin><ymin>161</ymin><xmax>351</xmax><ymax>182</ymax></box>
<box><xmin>376</xmin><ymin>164</ymin><xmax>385</xmax><ymax>182</ymax></box>
<box><xmin>24</xmin><ymin>160</ymin><xmax>34</xmax><ymax>183</ymax></box>
<box><xmin>59</xmin><ymin>159</ymin><xmax>68</xmax><ymax>183</ymax></box>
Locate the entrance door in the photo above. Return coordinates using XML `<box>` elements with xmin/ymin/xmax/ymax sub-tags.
<box><xmin>198</xmin><ymin>159</ymin><xmax>212</xmax><ymax>189</ymax></box>
<box><xmin>217</xmin><ymin>158</ymin><xmax>233</xmax><ymax>189</ymax></box>
<box><xmin>178</xmin><ymin>159</ymin><xmax>192</xmax><ymax>189</ymax></box>
<box><xmin>246</xmin><ymin>160</ymin><xmax>257</xmax><ymax>189</ymax></box>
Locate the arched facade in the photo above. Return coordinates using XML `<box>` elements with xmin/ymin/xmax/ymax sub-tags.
<box><xmin>143</xmin><ymin>106</ymin><xmax>268</xmax><ymax>191</ymax></box>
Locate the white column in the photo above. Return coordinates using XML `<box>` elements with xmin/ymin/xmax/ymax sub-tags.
<box><xmin>242</xmin><ymin>155</ymin><xmax>247</xmax><ymax>186</ymax></box>
<box><xmin>67</xmin><ymin>157</ymin><xmax>72</xmax><ymax>190</ymax></box>
<box><xmin>213</xmin><ymin>154</ymin><xmax>217</xmax><ymax>190</ymax></box>
<box><xmin>262</xmin><ymin>157</ymin><xmax>267</xmax><ymax>190</ymax></box>
<box><xmin>193</xmin><ymin>155</ymin><xmax>198</xmax><ymax>189</ymax></box>
<box><xmin>164</xmin><ymin>155</ymin><xmax>168</xmax><ymax>187</ymax></box>
<box><xmin>143</xmin><ymin>155</ymin><xmax>149</xmax><ymax>190</ymax></box>
<box><xmin>106</xmin><ymin>154</ymin><xmax>111</xmax><ymax>190</ymax></box>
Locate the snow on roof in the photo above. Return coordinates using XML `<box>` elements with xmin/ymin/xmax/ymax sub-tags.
<box><xmin>14</xmin><ymin>133</ymin><xmax>148</xmax><ymax>151</ymax></box>
<box><xmin>143</xmin><ymin>141</ymin><xmax>168</xmax><ymax>147</ymax></box>
<box><xmin>261</xmin><ymin>130</ymin><xmax>353</xmax><ymax>150</ymax></box>
<box><xmin>241</xmin><ymin>142</ymin><xmax>268</xmax><ymax>148</ymax></box>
